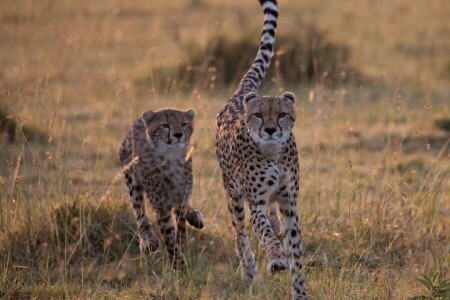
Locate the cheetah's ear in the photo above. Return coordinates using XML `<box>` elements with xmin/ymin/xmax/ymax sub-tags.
<box><xmin>244</xmin><ymin>92</ymin><xmax>258</xmax><ymax>103</ymax></box>
<box><xmin>281</xmin><ymin>92</ymin><xmax>296</xmax><ymax>104</ymax></box>
<box><xmin>185</xmin><ymin>109</ymin><xmax>196</xmax><ymax>120</ymax></box>
<box><xmin>142</xmin><ymin>111</ymin><xmax>155</xmax><ymax>123</ymax></box>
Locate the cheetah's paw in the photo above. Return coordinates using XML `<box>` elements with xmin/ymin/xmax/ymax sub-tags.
<box><xmin>267</xmin><ymin>255</ymin><xmax>288</xmax><ymax>275</ymax></box>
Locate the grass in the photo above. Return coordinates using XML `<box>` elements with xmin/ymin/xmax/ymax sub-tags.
<box><xmin>1</xmin><ymin>0</ymin><xmax>449</xmax><ymax>299</ymax></box>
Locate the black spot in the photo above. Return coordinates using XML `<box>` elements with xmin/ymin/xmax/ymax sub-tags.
<box><xmin>256</xmin><ymin>200</ymin><xmax>265</xmax><ymax>206</ymax></box>
<box><xmin>291</xmin><ymin>229</ymin><xmax>297</xmax><ymax>237</ymax></box>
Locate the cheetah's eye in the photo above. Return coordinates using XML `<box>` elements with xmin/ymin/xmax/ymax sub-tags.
<box><xmin>278</xmin><ymin>113</ymin><xmax>287</xmax><ymax>118</ymax></box>
<box><xmin>161</xmin><ymin>124</ymin><xmax>170</xmax><ymax>129</ymax></box>
<box><xmin>182</xmin><ymin>122</ymin><xmax>189</xmax><ymax>127</ymax></box>
<box><xmin>254</xmin><ymin>113</ymin><xmax>263</xmax><ymax>119</ymax></box>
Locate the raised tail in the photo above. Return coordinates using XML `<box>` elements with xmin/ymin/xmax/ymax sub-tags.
<box><xmin>234</xmin><ymin>0</ymin><xmax>278</xmax><ymax>96</ymax></box>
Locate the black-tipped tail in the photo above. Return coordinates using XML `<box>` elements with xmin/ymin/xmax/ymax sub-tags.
<box><xmin>235</xmin><ymin>0</ymin><xmax>278</xmax><ymax>95</ymax></box>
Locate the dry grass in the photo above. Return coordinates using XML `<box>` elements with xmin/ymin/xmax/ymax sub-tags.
<box><xmin>1</xmin><ymin>0</ymin><xmax>449</xmax><ymax>299</ymax></box>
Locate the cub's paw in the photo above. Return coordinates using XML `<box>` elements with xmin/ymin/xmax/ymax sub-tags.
<box><xmin>186</xmin><ymin>209</ymin><xmax>205</xmax><ymax>229</ymax></box>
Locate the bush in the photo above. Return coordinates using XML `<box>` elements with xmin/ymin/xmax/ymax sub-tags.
<box><xmin>141</xmin><ymin>24</ymin><xmax>364</xmax><ymax>91</ymax></box>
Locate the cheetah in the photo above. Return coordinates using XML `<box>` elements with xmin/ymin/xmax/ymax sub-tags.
<box><xmin>119</xmin><ymin>109</ymin><xmax>204</xmax><ymax>269</ymax></box>
<box><xmin>215</xmin><ymin>0</ymin><xmax>308</xmax><ymax>298</ymax></box>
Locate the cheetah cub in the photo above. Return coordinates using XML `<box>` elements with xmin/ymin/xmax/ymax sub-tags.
<box><xmin>215</xmin><ymin>0</ymin><xmax>308</xmax><ymax>299</ymax></box>
<box><xmin>119</xmin><ymin>108</ymin><xmax>204</xmax><ymax>269</ymax></box>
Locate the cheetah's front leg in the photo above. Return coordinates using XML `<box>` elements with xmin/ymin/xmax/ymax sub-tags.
<box><xmin>249</xmin><ymin>200</ymin><xmax>288</xmax><ymax>274</ymax></box>
<box><xmin>268</xmin><ymin>204</ymin><xmax>282</xmax><ymax>236</ymax></box>
<box><xmin>279</xmin><ymin>200</ymin><xmax>308</xmax><ymax>300</ymax></box>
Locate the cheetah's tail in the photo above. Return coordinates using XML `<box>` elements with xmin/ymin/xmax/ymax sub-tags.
<box><xmin>234</xmin><ymin>0</ymin><xmax>278</xmax><ymax>96</ymax></box>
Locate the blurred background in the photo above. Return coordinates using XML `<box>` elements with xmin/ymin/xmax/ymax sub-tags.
<box><xmin>0</xmin><ymin>0</ymin><xmax>449</xmax><ymax>299</ymax></box>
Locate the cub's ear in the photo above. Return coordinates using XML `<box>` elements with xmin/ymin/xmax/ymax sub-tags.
<box><xmin>185</xmin><ymin>109</ymin><xmax>196</xmax><ymax>119</ymax></box>
<box><xmin>281</xmin><ymin>92</ymin><xmax>296</xmax><ymax>104</ymax></box>
<box><xmin>244</xmin><ymin>92</ymin><xmax>258</xmax><ymax>103</ymax></box>
<box><xmin>142</xmin><ymin>111</ymin><xmax>155</xmax><ymax>123</ymax></box>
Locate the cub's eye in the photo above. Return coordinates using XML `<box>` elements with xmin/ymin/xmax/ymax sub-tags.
<box><xmin>161</xmin><ymin>124</ymin><xmax>170</xmax><ymax>129</ymax></box>
<box><xmin>254</xmin><ymin>113</ymin><xmax>263</xmax><ymax>119</ymax></box>
<box><xmin>182</xmin><ymin>122</ymin><xmax>189</xmax><ymax>127</ymax></box>
<box><xmin>278</xmin><ymin>113</ymin><xmax>287</xmax><ymax>118</ymax></box>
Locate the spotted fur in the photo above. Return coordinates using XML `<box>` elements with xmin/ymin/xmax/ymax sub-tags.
<box><xmin>119</xmin><ymin>108</ymin><xmax>204</xmax><ymax>269</ymax></box>
<box><xmin>215</xmin><ymin>0</ymin><xmax>308</xmax><ymax>298</ymax></box>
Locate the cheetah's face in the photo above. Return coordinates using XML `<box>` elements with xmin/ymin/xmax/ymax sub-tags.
<box><xmin>243</xmin><ymin>92</ymin><xmax>296</xmax><ymax>145</ymax></box>
<box><xmin>142</xmin><ymin>108</ymin><xmax>195</xmax><ymax>148</ymax></box>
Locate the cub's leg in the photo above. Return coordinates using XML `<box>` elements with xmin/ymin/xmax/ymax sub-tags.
<box><xmin>249</xmin><ymin>200</ymin><xmax>288</xmax><ymax>274</ymax></box>
<box><xmin>174</xmin><ymin>206</ymin><xmax>188</xmax><ymax>246</ymax></box>
<box><xmin>279</xmin><ymin>200</ymin><xmax>308</xmax><ymax>300</ymax></box>
<box><xmin>124</xmin><ymin>170</ymin><xmax>159</xmax><ymax>254</ymax></box>
<box><xmin>227</xmin><ymin>192</ymin><xmax>258</xmax><ymax>285</ymax></box>
<box><xmin>156</xmin><ymin>207</ymin><xmax>184</xmax><ymax>269</ymax></box>
<box><xmin>174</xmin><ymin>204</ymin><xmax>205</xmax><ymax>245</ymax></box>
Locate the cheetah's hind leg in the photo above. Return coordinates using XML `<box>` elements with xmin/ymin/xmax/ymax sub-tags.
<box><xmin>124</xmin><ymin>170</ymin><xmax>160</xmax><ymax>254</ymax></box>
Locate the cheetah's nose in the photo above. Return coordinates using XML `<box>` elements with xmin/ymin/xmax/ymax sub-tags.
<box><xmin>264</xmin><ymin>127</ymin><xmax>276</xmax><ymax>136</ymax></box>
<box><xmin>173</xmin><ymin>132</ymin><xmax>183</xmax><ymax>139</ymax></box>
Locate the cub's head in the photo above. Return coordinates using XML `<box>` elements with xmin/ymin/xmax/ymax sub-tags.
<box><xmin>141</xmin><ymin>108</ymin><xmax>195</xmax><ymax>148</ymax></box>
<box><xmin>243</xmin><ymin>92</ymin><xmax>296</xmax><ymax>145</ymax></box>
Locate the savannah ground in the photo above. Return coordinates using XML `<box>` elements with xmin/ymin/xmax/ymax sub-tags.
<box><xmin>0</xmin><ymin>0</ymin><xmax>449</xmax><ymax>299</ymax></box>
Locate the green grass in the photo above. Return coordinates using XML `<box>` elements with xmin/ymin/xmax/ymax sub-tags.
<box><xmin>1</xmin><ymin>0</ymin><xmax>449</xmax><ymax>299</ymax></box>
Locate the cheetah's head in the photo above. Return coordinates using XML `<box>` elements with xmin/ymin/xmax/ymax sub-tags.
<box><xmin>243</xmin><ymin>92</ymin><xmax>296</xmax><ymax>145</ymax></box>
<box><xmin>141</xmin><ymin>108</ymin><xmax>195</xmax><ymax>148</ymax></box>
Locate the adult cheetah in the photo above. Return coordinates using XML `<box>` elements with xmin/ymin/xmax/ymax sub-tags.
<box><xmin>119</xmin><ymin>109</ymin><xmax>204</xmax><ymax>269</ymax></box>
<box><xmin>215</xmin><ymin>0</ymin><xmax>308</xmax><ymax>298</ymax></box>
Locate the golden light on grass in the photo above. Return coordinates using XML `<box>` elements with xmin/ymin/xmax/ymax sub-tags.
<box><xmin>0</xmin><ymin>0</ymin><xmax>449</xmax><ymax>299</ymax></box>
